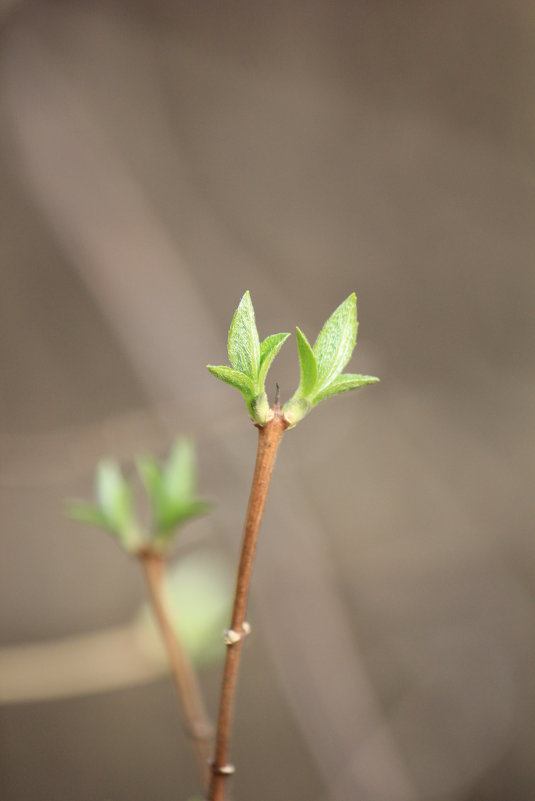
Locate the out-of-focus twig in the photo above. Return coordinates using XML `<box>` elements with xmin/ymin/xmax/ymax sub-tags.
<box><xmin>139</xmin><ymin>550</ymin><xmax>213</xmax><ymax>789</ymax></box>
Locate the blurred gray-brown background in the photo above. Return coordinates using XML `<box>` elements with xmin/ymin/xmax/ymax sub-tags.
<box><xmin>0</xmin><ymin>1</ymin><xmax>533</xmax><ymax>800</ymax></box>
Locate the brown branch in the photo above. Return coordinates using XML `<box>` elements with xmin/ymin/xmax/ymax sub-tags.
<box><xmin>139</xmin><ymin>549</ymin><xmax>213</xmax><ymax>789</ymax></box>
<box><xmin>208</xmin><ymin>407</ymin><xmax>288</xmax><ymax>801</ymax></box>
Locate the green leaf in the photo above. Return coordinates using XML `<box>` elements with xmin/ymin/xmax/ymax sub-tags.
<box><xmin>163</xmin><ymin>438</ymin><xmax>196</xmax><ymax>503</ymax></box>
<box><xmin>206</xmin><ymin>365</ymin><xmax>255</xmax><ymax>398</ymax></box>
<box><xmin>295</xmin><ymin>326</ymin><xmax>318</xmax><ymax>397</ymax></box>
<box><xmin>208</xmin><ymin>293</ymin><xmax>289</xmax><ymax>425</ymax></box>
<box><xmin>258</xmin><ymin>332</ymin><xmax>290</xmax><ymax>388</ymax></box>
<box><xmin>66</xmin><ymin>501</ymin><xmax>113</xmax><ymax>532</ymax></box>
<box><xmin>283</xmin><ymin>293</ymin><xmax>378</xmax><ymax>427</ymax></box>
<box><xmin>95</xmin><ymin>460</ymin><xmax>135</xmax><ymax>536</ymax></box>
<box><xmin>156</xmin><ymin>498</ymin><xmax>212</xmax><ymax>537</ymax></box>
<box><xmin>313</xmin><ymin>373</ymin><xmax>380</xmax><ymax>404</ymax></box>
<box><xmin>68</xmin><ymin>462</ymin><xmax>140</xmax><ymax>551</ymax></box>
<box><xmin>138</xmin><ymin>439</ymin><xmax>212</xmax><ymax>540</ymax></box>
<box><xmin>136</xmin><ymin>456</ymin><xmax>162</xmax><ymax>500</ymax></box>
<box><xmin>227</xmin><ymin>290</ymin><xmax>260</xmax><ymax>380</ymax></box>
<box><xmin>313</xmin><ymin>293</ymin><xmax>358</xmax><ymax>392</ymax></box>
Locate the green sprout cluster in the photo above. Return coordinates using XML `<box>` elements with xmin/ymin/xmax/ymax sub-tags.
<box><xmin>69</xmin><ymin>293</ymin><xmax>378</xmax><ymax>543</ymax></box>
<box><xmin>208</xmin><ymin>291</ymin><xmax>379</xmax><ymax>427</ymax></box>
<box><xmin>65</xmin><ymin>291</ymin><xmax>379</xmax><ymax>800</ymax></box>
<box><xmin>207</xmin><ymin>291</ymin><xmax>290</xmax><ymax>425</ymax></box>
<box><xmin>67</xmin><ymin>438</ymin><xmax>210</xmax><ymax>553</ymax></box>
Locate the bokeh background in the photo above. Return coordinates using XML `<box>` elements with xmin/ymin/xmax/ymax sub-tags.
<box><xmin>1</xmin><ymin>2</ymin><xmax>534</xmax><ymax>800</ymax></box>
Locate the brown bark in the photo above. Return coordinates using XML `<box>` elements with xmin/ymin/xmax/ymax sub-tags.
<box><xmin>209</xmin><ymin>408</ymin><xmax>288</xmax><ymax>801</ymax></box>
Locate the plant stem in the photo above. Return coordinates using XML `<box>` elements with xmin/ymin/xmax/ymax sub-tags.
<box><xmin>208</xmin><ymin>406</ymin><xmax>288</xmax><ymax>801</ymax></box>
<box><xmin>139</xmin><ymin>549</ymin><xmax>213</xmax><ymax>789</ymax></box>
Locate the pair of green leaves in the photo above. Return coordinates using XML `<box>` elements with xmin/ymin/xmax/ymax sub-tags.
<box><xmin>207</xmin><ymin>291</ymin><xmax>290</xmax><ymax>425</ymax></box>
<box><xmin>137</xmin><ymin>440</ymin><xmax>211</xmax><ymax>537</ymax></box>
<box><xmin>207</xmin><ymin>291</ymin><xmax>379</xmax><ymax>427</ymax></box>
<box><xmin>67</xmin><ymin>439</ymin><xmax>210</xmax><ymax>552</ymax></box>
<box><xmin>283</xmin><ymin>293</ymin><xmax>379</xmax><ymax>426</ymax></box>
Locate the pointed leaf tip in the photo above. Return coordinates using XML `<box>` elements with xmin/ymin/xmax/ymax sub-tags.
<box><xmin>295</xmin><ymin>326</ymin><xmax>318</xmax><ymax>396</ymax></box>
<box><xmin>313</xmin><ymin>293</ymin><xmax>358</xmax><ymax>392</ymax></box>
<box><xmin>227</xmin><ymin>290</ymin><xmax>260</xmax><ymax>380</ymax></box>
<box><xmin>258</xmin><ymin>332</ymin><xmax>291</xmax><ymax>387</ymax></box>
<box><xmin>209</xmin><ymin>294</ymin><xmax>290</xmax><ymax>424</ymax></box>
<box><xmin>313</xmin><ymin>373</ymin><xmax>380</xmax><ymax>404</ymax></box>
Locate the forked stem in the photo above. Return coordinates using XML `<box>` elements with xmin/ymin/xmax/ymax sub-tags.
<box><xmin>208</xmin><ymin>406</ymin><xmax>288</xmax><ymax>801</ymax></box>
<box><xmin>139</xmin><ymin>549</ymin><xmax>213</xmax><ymax>789</ymax></box>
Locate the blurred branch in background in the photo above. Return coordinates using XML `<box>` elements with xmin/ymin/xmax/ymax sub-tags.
<box><xmin>0</xmin><ymin>550</ymin><xmax>231</xmax><ymax>704</ymax></box>
<box><xmin>0</xmin><ymin>616</ymin><xmax>166</xmax><ymax>704</ymax></box>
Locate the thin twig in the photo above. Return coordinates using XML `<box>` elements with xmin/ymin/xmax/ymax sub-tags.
<box><xmin>208</xmin><ymin>406</ymin><xmax>288</xmax><ymax>801</ymax></box>
<box><xmin>139</xmin><ymin>549</ymin><xmax>213</xmax><ymax>788</ymax></box>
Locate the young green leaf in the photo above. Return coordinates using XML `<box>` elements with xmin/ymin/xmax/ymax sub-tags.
<box><xmin>313</xmin><ymin>373</ymin><xmax>380</xmax><ymax>403</ymax></box>
<box><xmin>295</xmin><ymin>326</ymin><xmax>318</xmax><ymax>396</ymax></box>
<box><xmin>69</xmin><ymin>440</ymin><xmax>212</xmax><ymax>553</ymax></box>
<box><xmin>283</xmin><ymin>293</ymin><xmax>379</xmax><ymax>426</ymax></box>
<box><xmin>156</xmin><ymin>498</ymin><xmax>212</xmax><ymax>537</ymax></box>
<box><xmin>68</xmin><ymin>460</ymin><xmax>140</xmax><ymax>550</ymax></box>
<box><xmin>227</xmin><ymin>290</ymin><xmax>260</xmax><ymax>380</ymax></box>
<box><xmin>66</xmin><ymin>501</ymin><xmax>113</xmax><ymax>532</ymax></box>
<box><xmin>136</xmin><ymin>456</ymin><xmax>162</xmax><ymax>500</ymax></box>
<box><xmin>313</xmin><ymin>293</ymin><xmax>358</xmax><ymax>392</ymax></box>
<box><xmin>162</xmin><ymin>438</ymin><xmax>196</xmax><ymax>502</ymax></box>
<box><xmin>137</xmin><ymin>439</ymin><xmax>212</xmax><ymax>542</ymax></box>
<box><xmin>207</xmin><ymin>292</ymin><xmax>290</xmax><ymax>425</ymax></box>
<box><xmin>258</xmin><ymin>332</ymin><xmax>291</xmax><ymax>389</ymax></box>
<box><xmin>206</xmin><ymin>365</ymin><xmax>255</xmax><ymax>398</ymax></box>
<box><xmin>95</xmin><ymin>460</ymin><xmax>136</xmax><ymax>537</ymax></box>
